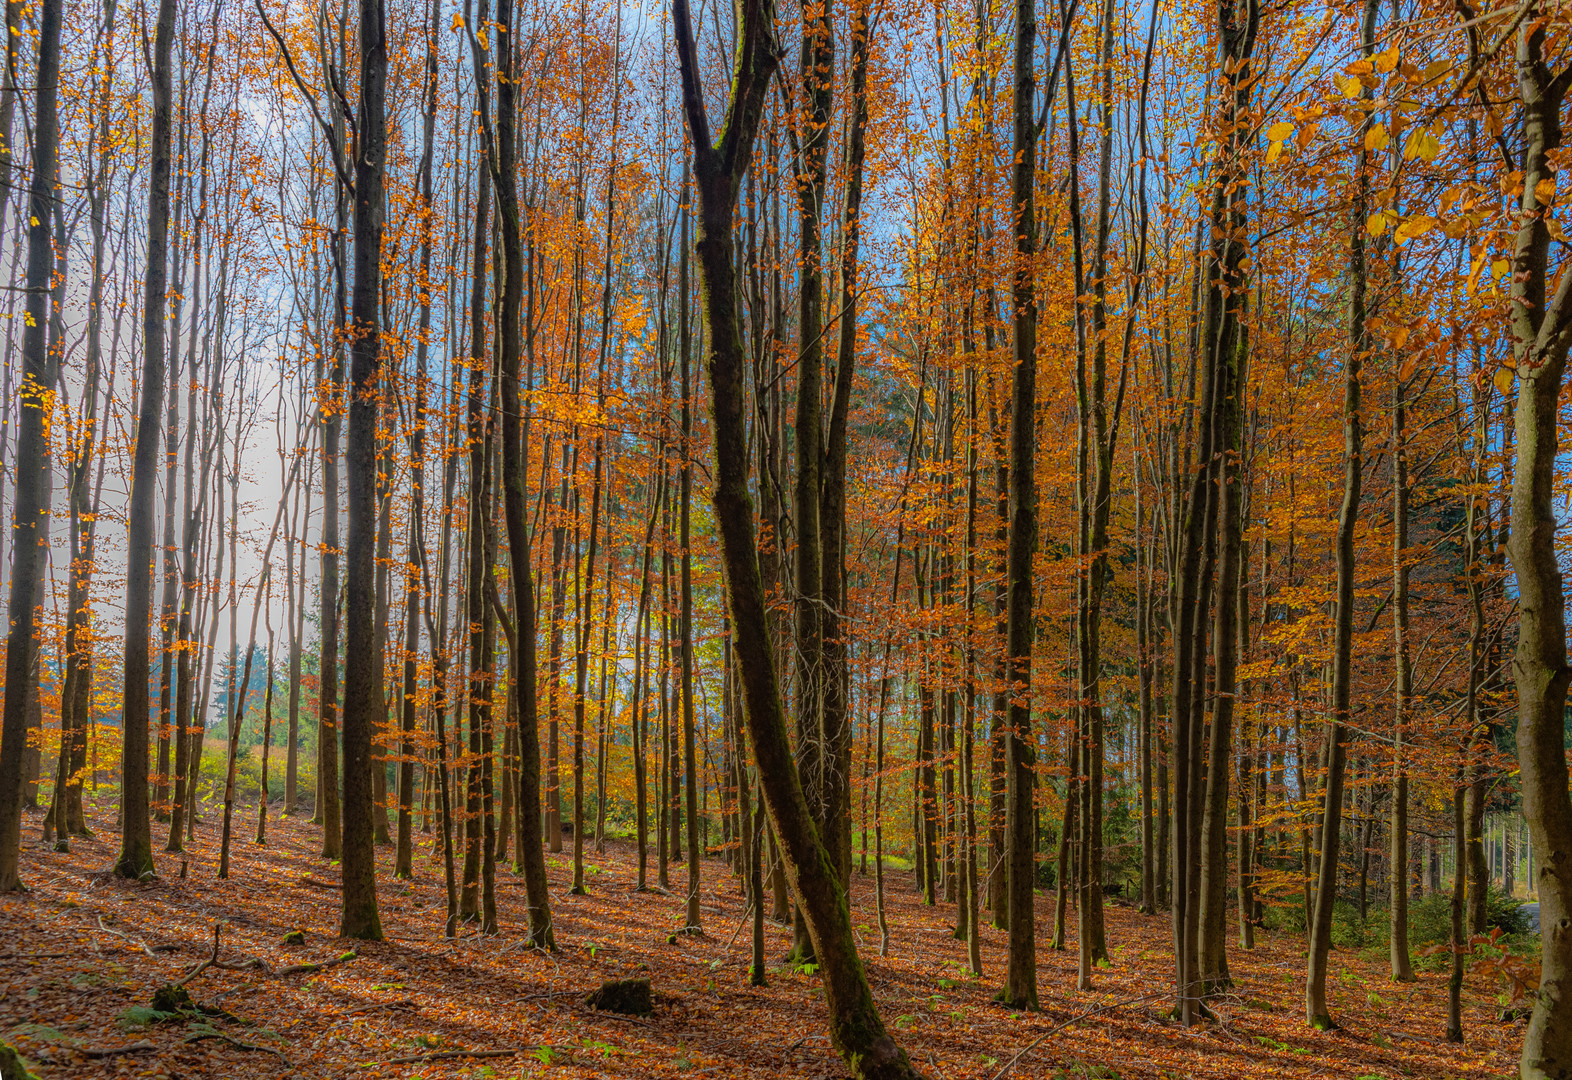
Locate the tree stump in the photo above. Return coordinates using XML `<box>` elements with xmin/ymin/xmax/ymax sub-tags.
<box><xmin>585</xmin><ymin>977</ymin><xmax>652</xmax><ymax>1016</ymax></box>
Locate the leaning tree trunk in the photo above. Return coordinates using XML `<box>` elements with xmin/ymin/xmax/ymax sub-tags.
<box><xmin>672</xmin><ymin>1</ymin><xmax>920</xmax><ymax>1074</ymax></box>
<box><xmin>1504</xmin><ymin>27</ymin><xmax>1572</xmax><ymax>1080</ymax></box>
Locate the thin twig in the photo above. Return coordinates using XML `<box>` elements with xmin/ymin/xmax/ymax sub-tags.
<box><xmin>183</xmin><ymin>1029</ymin><xmax>292</xmax><ymax>1063</ymax></box>
<box><xmin>339</xmin><ymin>998</ymin><xmax>418</xmax><ymax>1016</ymax></box>
<box><xmin>377</xmin><ymin>1047</ymin><xmax>546</xmax><ymax>1066</ymax></box>
<box><xmin>275</xmin><ymin>948</ymin><xmax>360</xmax><ymax>977</ymax></box>
<box><xmin>69</xmin><ymin>1041</ymin><xmax>158</xmax><ymax>1059</ymax></box>
<box><xmin>988</xmin><ymin>989</ymin><xmax>1173</xmax><ymax>1080</ymax></box>
<box><xmin>95</xmin><ymin>916</ymin><xmax>158</xmax><ymax>959</ymax></box>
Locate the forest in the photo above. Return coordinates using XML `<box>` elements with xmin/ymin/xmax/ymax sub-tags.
<box><xmin>0</xmin><ymin>0</ymin><xmax>1566</xmax><ymax>1075</ymax></box>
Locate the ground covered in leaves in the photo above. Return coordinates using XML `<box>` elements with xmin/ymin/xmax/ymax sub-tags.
<box><xmin>0</xmin><ymin>804</ymin><xmax>1524</xmax><ymax>1079</ymax></box>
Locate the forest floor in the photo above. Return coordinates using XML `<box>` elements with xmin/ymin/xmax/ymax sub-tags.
<box><xmin>0</xmin><ymin>801</ymin><xmax>1524</xmax><ymax>1079</ymax></box>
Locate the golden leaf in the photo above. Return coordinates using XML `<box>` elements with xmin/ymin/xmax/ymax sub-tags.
<box><xmin>1395</xmin><ymin>215</ymin><xmax>1434</xmax><ymax>242</ymax></box>
<box><xmin>1364</xmin><ymin>124</ymin><xmax>1389</xmax><ymax>151</ymax></box>
<box><xmin>1266</xmin><ymin>121</ymin><xmax>1294</xmax><ymax>142</ymax></box>
<box><xmin>1494</xmin><ymin>367</ymin><xmax>1514</xmax><ymax>396</ymax></box>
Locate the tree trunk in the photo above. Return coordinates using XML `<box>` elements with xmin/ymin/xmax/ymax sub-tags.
<box><xmin>110</xmin><ymin>0</ymin><xmax>173</xmax><ymax>883</ymax></box>
<box><xmin>997</xmin><ymin>0</ymin><xmax>1039</xmax><ymax>1010</ymax></box>
<box><xmin>486</xmin><ymin>0</ymin><xmax>554</xmax><ymax>947</ymax></box>
<box><xmin>337</xmin><ymin>0</ymin><xmax>387</xmax><ymax>941</ymax></box>
<box><xmin>1390</xmin><ymin>353</ymin><xmax>1416</xmax><ymax>981</ymax></box>
<box><xmin>1504</xmin><ymin>29</ymin><xmax>1572</xmax><ymax>1078</ymax></box>
<box><xmin>672</xmin><ymin>4</ymin><xmax>919</xmax><ymax>1072</ymax></box>
<box><xmin>0</xmin><ymin>0</ymin><xmax>62</xmax><ymax>889</ymax></box>
<box><xmin>1306</xmin><ymin>0</ymin><xmax>1374</xmax><ymax>1030</ymax></box>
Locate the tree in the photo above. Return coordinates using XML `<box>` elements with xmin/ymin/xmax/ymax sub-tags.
<box><xmin>672</xmin><ymin>0</ymin><xmax>920</xmax><ymax>1071</ymax></box>
<box><xmin>0</xmin><ymin>0</ymin><xmax>63</xmax><ymax>892</ymax></box>
<box><xmin>1503</xmin><ymin>17</ymin><xmax>1572</xmax><ymax>1077</ymax></box>
<box><xmin>1306</xmin><ymin>0</ymin><xmax>1374</xmax><ymax>1031</ymax></box>
<box><xmin>113</xmin><ymin>0</ymin><xmax>178</xmax><ymax>884</ymax></box>
<box><xmin>338</xmin><ymin>0</ymin><xmax>388</xmax><ymax>942</ymax></box>
<box><xmin>995</xmin><ymin>0</ymin><xmax>1040</xmax><ymax>1013</ymax></box>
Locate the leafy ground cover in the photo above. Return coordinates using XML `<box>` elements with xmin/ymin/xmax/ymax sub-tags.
<box><xmin>0</xmin><ymin>804</ymin><xmax>1522</xmax><ymax>1078</ymax></box>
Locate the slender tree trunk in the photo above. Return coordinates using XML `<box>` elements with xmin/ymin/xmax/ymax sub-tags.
<box><xmin>678</xmin><ymin>183</ymin><xmax>701</xmax><ymax>930</ymax></box>
<box><xmin>997</xmin><ymin>0</ymin><xmax>1039</xmax><ymax>1009</ymax></box>
<box><xmin>1390</xmin><ymin>355</ymin><xmax>1416</xmax><ymax>981</ymax></box>
<box><xmin>396</xmin><ymin>11</ymin><xmax>439</xmax><ymax>873</ymax></box>
<box><xmin>110</xmin><ymin>0</ymin><xmax>174</xmax><ymax>883</ymax></box>
<box><xmin>0</xmin><ymin>0</ymin><xmax>62</xmax><ymax>886</ymax></box>
<box><xmin>1306</xmin><ymin>0</ymin><xmax>1373</xmax><ymax>1028</ymax></box>
<box><xmin>336</xmin><ymin>0</ymin><xmax>388</xmax><ymax>941</ymax></box>
<box><xmin>485</xmin><ymin>0</ymin><xmax>554</xmax><ymax>946</ymax></box>
<box><xmin>1448</xmin><ymin>768</ymin><xmax>1466</xmax><ymax>1043</ymax></box>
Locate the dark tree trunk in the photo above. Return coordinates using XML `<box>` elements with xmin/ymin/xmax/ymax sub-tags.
<box><xmin>997</xmin><ymin>0</ymin><xmax>1039</xmax><ymax>1010</ymax></box>
<box><xmin>1306</xmin><ymin>0</ymin><xmax>1373</xmax><ymax>1029</ymax></box>
<box><xmin>485</xmin><ymin>0</ymin><xmax>554</xmax><ymax>947</ymax></box>
<box><xmin>0</xmin><ymin>0</ymin><xmax>62</xmax><ymax>887</ymax></box>
<box><xmin>338</xmin><ymin>0</ymin><xmax>388</xmax><ymax>941</ymax></box>
<box><xmin>110</xmin><ymin>0</ymin><xmax>174</xmax><ymax>884</ymax></box>
<box><xmin>672</xmin><ymin>2</ymin><xmax>919</xmax><ymax>1073</ymax></box>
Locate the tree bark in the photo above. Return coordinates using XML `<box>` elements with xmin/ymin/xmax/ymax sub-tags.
<box><xmin>997</xmin><ymin>0</ymin><xmax>1039</xmax><ymax>1011</ymax></box>
<box><xmin>0</xmin><ymin>0</ymin><xmax>62</xmax><ymax>888</ymax></box>
<box><xmin>484</xmin><ymin>0</ymin><xmax>554</xmax><ymax>947</ymax></box>
<box><xmin>1504</xmin><ymin>26</ymin><xmax>1572</xmax><ymax>1078</ymax></box>
<box><xmin>110</xmin><ymin>0</ymin><xmax>174</xmax><ymax>883</ymax></box>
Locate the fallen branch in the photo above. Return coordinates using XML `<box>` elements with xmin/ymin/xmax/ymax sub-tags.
<box><xmin>588</xmin><ymin>1011</ymin><xmax>654</xmax><ymax>1027</ymax></box>
<box><xmin>178</xmin><ymin>924</ymin><xmax>224</xmax><ymax>987</ymax></box>
<box><xmin>276</xmin><ymin>948</ymin><xmax>360</xmax><ymax>977</ymax></box>
<box><xmin>339</xmin><ymin>998</ymin><xmax>418</xmax><ymax>1017</ymax></box>
<box><xmin>71</xmin><ymin>1041</ymin><xmax>159</xmax><ymax>1059</ymax></box>
<box><xmin>183</xmin><ymin>1029</ymin><xmax>291</xmax><ymax>1063</ymax></box>
<box><xmin>297</xmin><ymin>874</ymin><xmax>343</xmax><ymax>890</ymax></box>
<box><xmin>0</xmin><ymin>952</ymin><xmax>75</xmax><ymax>960</ymax></box>
<box><xmin>377</xmin><ymin>1047</ymin><xmax>542</xmax><ymax>1065</ymax></box>
<box><xmin>988</xmin><ymin>989</ymin><xmax>1173</xmax><ymax>1080</ymax></box>
<box><xmin>96</xmin><ymin>916</ymin><xmax>159</xmax><ymax>959</ymax></box>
